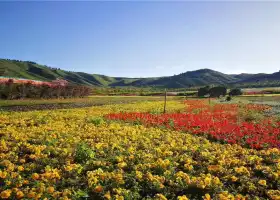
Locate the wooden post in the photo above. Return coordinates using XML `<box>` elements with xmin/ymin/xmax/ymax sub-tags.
<box><xmin>164</xmin><ymin>89</ymin><xmax>167</xmax><ymax>113</ymax></box>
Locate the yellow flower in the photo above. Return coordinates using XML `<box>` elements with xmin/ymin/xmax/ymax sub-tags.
<box><xmin>178</xmin><ymin>195</ymin><xmax>189</xmax><ymax>200</ymax></box>
<box><xmin>18</xmin><ymin>166</ymin><xmax>24</xmax><ymax>171</ymax></box>
<box><xmin>0</xmin><ymin>170</ymin><xmax>7</xmax><ymax>179</ymax></box>
<box><xmin>203</xmin><ymin>194</ymin><xmax>211</xmax><ymax>200</ymax></box>
<box><xmin>5</xmin><ymin>180</ymin><xmax>11</xmax><ymax>186</ymax></box>
<box><xmin>64</xmin><ymin>165</ymin><xmax>73</xmax><ymax>172</ymax></box>
<box><xmin>0</xmin><ymin>190</ymin><xmax>12</xmax><ymax>199</ymax></box>
<box><xmin>104</xmin><ymin>191</ymin><xmax>111</xmax><ymax>199</ymax></box>
<box><xmin>136</xmin><ymin>171</ymin><xmax>143</xmax><ymax>180</ymax></box>
<box><xmin>35</xmin><ymin>193</ymin><xmax>42</xmax><ymax>199</ymax></box>
<box><xmin>32</xmin><ymin>173</ymin><xmax>40</xmax><ymax>180</ymax></box>
<box><xmin>204</xmin><ymin>177</ymin><xmax>211</xmax><ymax>186</ymax></box>
<box><xmin>47</xmin><ymin>186</ymin><xmax>55</xmax><ymax>194</ymax></box>
<box><xmin>267</xmin><ymin>190</ymin><xmax>280</xmax><ymax>200</ymax></box>
<box><xmin>117</xmin><ymin>162</ymin><xmax>127</xmax><ymax>168</ymax></box>
<box><xmin>258</xmin><ymin>180</ymin><xmax>267</xmax><ymax>186</ymax></box>
<box><xmin>155</xmin><ymin>193</ymin><xmax>168</xmax><ymax>200</ymax></box>
<box><xmin>115</xmin><ymin>195</ymin><xmax>124</xmax><ymax>200</ymax></box>
<box><xmin>29</xmin><ymin>154</ymin><xmax>36</xmax><ymax>160</ymax></box>
<box><xmin>213</xmin><ymin>177</ymin><xmax>221</xmax><ymax>185</ymax></box>
<box><xmin>12</xmin><ymin>188</ymin><xmax>19</xmax><ymax>193</ymax></box>
<box><xmin>231</xmin><ymin>176</ymin><xmax>238</xmax><ymax>182</ymax></box>
<box><xmin>16</xmin><ymin>191</ymin><xmax>24</xmax><ymax>199</ymax></box>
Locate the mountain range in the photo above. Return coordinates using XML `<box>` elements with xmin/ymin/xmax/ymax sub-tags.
<box><xmin>1</xmin><ymin>59</ymin><xmax>280</xmax><ymax>88</ymax></box>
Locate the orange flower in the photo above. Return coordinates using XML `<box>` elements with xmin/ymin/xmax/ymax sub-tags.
<box><xmin>94</xmin><ymin>185</ymin><xmax>103</xmax><ymax>193</ymax></box>
<box><xmin>0</xmin><ymin>190</ymin><xmax>12</xmax><ymax>199</ymax></box>
<box><xmin>27</xmin><ymin>191</ymin><xmax>36</xmax><ymax>198</ymax></box>
<box><xmin>47</xmin><ymin>186</ymin><xmax>55</xmax><ymax>194</ymax></box>
<box><xmin>32</xmin><ymin>173</ymin><xmax>40</xmax><ymax>180</ymax></box>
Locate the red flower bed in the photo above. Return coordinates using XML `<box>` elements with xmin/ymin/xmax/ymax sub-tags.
<box><xmin>106</xmin><ymin>100</ymin><xmax>279</xmax><ymax>149</ymax></box>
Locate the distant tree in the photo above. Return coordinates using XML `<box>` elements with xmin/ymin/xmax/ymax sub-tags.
<box><xmin>209</xmin><ymin>86</ymin><xmax>227</xmax><ymax>98</ymax></box>
<box><xmin>198</xmin><ymin>86</ymin><xmax>210</xmax><ymax>97</ymax></box>
<box><xmin>229</xmin><ymin>88</ymin><xmax>243</xmax><ymax>96</ymax></box>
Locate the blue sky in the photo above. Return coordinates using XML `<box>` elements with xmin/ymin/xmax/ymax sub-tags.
<box><xmin>1</xmin><ymin>2</ymin><xmax>280</xmax><ymax>77</ymax></box>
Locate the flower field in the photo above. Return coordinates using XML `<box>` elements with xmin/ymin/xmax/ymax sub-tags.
<box><xmin>0</xmin><ymin>100</ymin><xmax>279</xmax><ymax>199</ymax></box>
<box><xmin>106</xmin><ymin>100</ymin><xmax>279</xmax><ymax>149</ymax></box>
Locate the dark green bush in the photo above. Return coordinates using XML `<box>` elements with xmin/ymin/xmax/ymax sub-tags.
<box><xmin>209</xmin><ymin>86</ymin><xmax>227</xmax><ymax>97</ymax></box>
<box><xmin>226</xmin><ymin>96</ymin><xmax>232</xmax><ymax>101</ymax></box>
<box><xmin>197</xmin><ymin>86</ymin><xmax>210</xmax><ymax>97</ymax></box>
<box><xmin>229</xmin><ymin>88</ymin><xmax>243</xmax><ymax>96</ymax></box>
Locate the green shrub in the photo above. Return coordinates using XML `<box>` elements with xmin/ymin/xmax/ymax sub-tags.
<box><xmin>86</xmin><ymin>117</ymin><xmax>105</xmax><ymax>126</ymax></box>
<box><xmin>229</xmin><ymin>88</ymin><xmax>243</xmax><ymax>96</ymax></box>
<box><xmin>198</xmin><ymin>86</ymin><xmax>210</xmax><ymax>97</ymax></box>
<box><xmin>74</xmin><ymin>143</ymin><xmax>95</xmax><ymax>164</ymax></box>
<box><xmin>226</xmin><ymin>96</ymin><xmax>232</xmax><ymax>101</ymax></box>
<box><xmin>209</xmin><ymin>86</ymin><xmax>227</xmax><ymax>97</ymax></box>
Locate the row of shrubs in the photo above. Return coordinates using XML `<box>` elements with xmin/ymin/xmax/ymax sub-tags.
<box><xmin>198</xmin><ymin>86</ymin><xmax>242</xmax><ymax>97</ymax></box>
<box><xmin>0</xmin><ymin>82</ymin><xmax>92</xmax><ymax>99</ymax></box>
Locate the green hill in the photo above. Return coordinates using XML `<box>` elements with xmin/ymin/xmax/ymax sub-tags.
<box><xmin>1</xmin><ymin>59</ymin><xmax>279</xmax><ymax>88</ymax></box>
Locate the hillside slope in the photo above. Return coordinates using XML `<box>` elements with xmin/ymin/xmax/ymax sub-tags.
<box><xmin>1</xmin><ymin>59</ymin><xmax>280</xmax><ymax>88</ymax></box>
<box><xmin>0</xmin><ymin>59</ymin><xmax>118</xmax><ymax>86</ymax></box>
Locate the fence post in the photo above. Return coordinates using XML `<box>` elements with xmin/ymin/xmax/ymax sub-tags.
<box><xmin>163</xmin><ymin>89</ymin><xmax>167</xmax><ymax>113</ymax></box>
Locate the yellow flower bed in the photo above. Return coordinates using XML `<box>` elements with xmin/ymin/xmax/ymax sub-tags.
<box><xmin>0</xmin><ymin>101</ymin><xmax>279</xmax><ymax>199</ymax></box>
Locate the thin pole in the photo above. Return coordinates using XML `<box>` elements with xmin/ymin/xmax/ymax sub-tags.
<box><xmin>164</xmin><ymin>89</ymin><xmax>167</xmax><ymax>113</ymax></box>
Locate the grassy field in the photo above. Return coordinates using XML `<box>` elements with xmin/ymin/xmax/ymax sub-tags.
<box><xmin>237</xmin><ymin>95</ymin><xmax>280</xmax><ymax>105</ymax></box>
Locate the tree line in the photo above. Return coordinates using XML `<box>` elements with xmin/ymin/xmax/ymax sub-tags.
<box><xmin>0</xmin><ymin>80</ymin><xmax>92</xmax><ymax>100</ymax></box>
<box><xmin>198</xmin><ymin>86</ymin><xmax>242</xmax><ymax>98</ymax></box>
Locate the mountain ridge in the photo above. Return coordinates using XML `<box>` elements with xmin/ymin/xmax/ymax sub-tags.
<box><xmin>1</xmin><ymin>58</ymin><xmax>280</xmax><ymax>88</ymax></box>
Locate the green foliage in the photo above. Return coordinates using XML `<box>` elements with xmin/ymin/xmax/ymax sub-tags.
<box><xmin>229</xmin><ymin>88</ymin><xmax>243</xmax><ymax>96</ymax></box>
<box><xmin>74</xmin><ymin>143</ymin><xmax>95</xmax><ymax>164</ymax></box>
<box><xmin>73</xmin><ymin>189</ymin><xmax>89</xmax><ymax>199</ymax></box>
<box><xmin>226</xmin><ymin>96</ymin><xmax>232</xmax><ymax>101</ymax></box>
<box><xmin>198</xmin><ymin>86</ymin><xmax>210</xmax><ymax>97</ymax></box>
<box><xmin>239</xmin><ymin>110</ymin><xmax>264</xmax><ymax>122</ymax></box>
<box><xmin>86</xmin><ymin>117</ymin><xmax>105</xmax><ymax>126</ymax></box>
<box><xmin>209</xmin><ymin>86</ymin><xmax>227</xmax><ymax>97</ymax></box>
